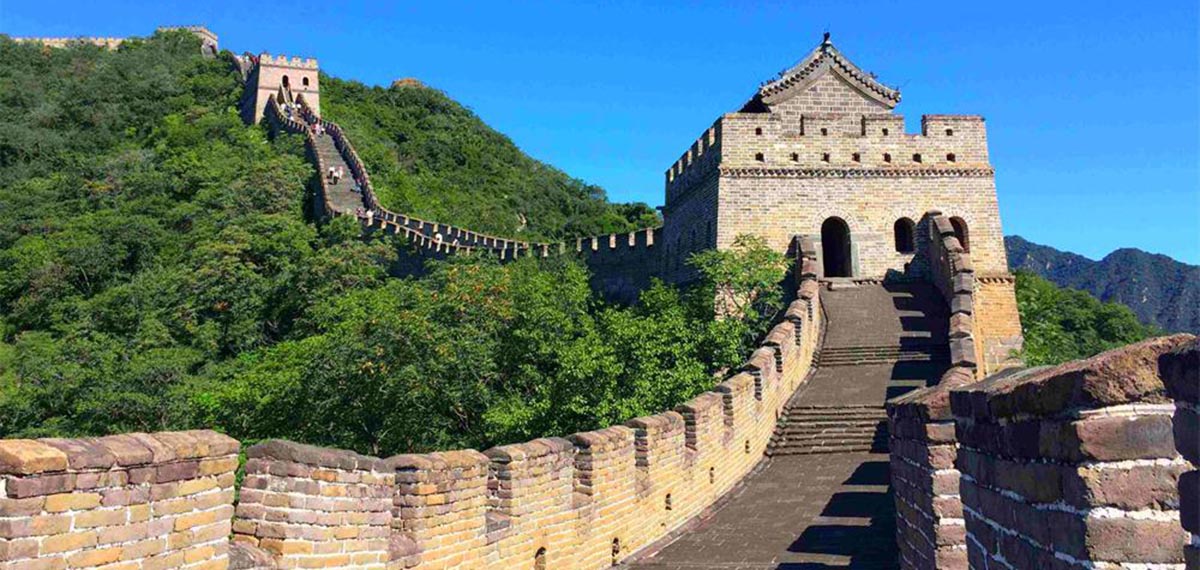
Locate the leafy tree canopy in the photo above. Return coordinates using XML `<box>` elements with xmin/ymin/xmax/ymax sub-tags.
<box><xmin>1014</xmin><ymin>270</ymin><xmax>1160</xmax><ymax>366</ymax></box>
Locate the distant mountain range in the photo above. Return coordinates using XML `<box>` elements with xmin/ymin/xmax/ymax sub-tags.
<box><xmin>1005</xmin><ymin>236</ymin><xmax>1200</xmax><ymax>334</ymax></box>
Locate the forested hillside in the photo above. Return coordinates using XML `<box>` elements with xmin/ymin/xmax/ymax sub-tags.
<box><xmin>321</xmin><ymin>77</ymin><xmax>659</xmax><ymax>241</ymax></box>
<box><xmin>0</xmin><ymin>32</ymin><xmax>775</xmax><ymax>456</ymax></box>
<box><xmin>1007</xmin><ymin>235</ymin><xmax>1200</xmax><ymax>333</ymax></box>
<box><xmin>1013</xmin><ymin>271</ymin><xmax>1160</xmax><ymax>365</ymax></box>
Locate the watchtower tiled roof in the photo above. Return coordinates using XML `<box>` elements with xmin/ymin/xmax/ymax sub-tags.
<box><xmin>744</xmin><ymin>33</ymin><xmax>901</xmax><ymax>111</ymax></box>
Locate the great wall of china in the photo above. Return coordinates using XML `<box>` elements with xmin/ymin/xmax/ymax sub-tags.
<box><xmin>2</xmin><ymin>27</ymin><xmax>1196</xmax><ymax>570</ymax></box>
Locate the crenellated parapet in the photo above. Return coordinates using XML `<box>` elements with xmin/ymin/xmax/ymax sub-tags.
<box><xmin>0</xmin><ymin>430</ymin><xmax>240</xmax><ymax>570</ymax></box>
<box><xmin>256</xmin><ymin>54</ymin><xmax>318</xmax><ymax>69</ymax></box>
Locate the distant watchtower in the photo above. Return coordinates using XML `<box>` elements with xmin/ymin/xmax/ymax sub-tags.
<box><xmin>245</xmin><ymin>54</ymin><xmax>320</xmax><ymax>124</ymax></box>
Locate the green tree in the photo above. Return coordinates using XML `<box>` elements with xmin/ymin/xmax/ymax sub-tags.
<box><xmin>1014</xmin><ymin>270</ymin><xmax>1159</xmax><ymax>365</ymax></box>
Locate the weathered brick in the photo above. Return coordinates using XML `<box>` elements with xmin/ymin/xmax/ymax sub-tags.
<box><xmin>0</xmin><ymin>440</ymin><xmax>68</xmax><ymax>475</ymax></box>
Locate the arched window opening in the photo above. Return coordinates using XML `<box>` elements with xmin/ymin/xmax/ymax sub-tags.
<box><xmin>894</xmin><ymin>218</ymin><xmax>915</xmax><ymax>253</ymax></box>
<box><xmin>821</xmin><ymin>217</ymin><xmax>852</xmax><ymax>277</ymax></box>
<box><xmin>883</xmin><ymin>153</ymin><xmax>892</xmax><ymax>163</ymax></box>
<box><xmin>754</xmin><ymin>152</ymin><xmax>765</xmax><ymax>162</ymax></box>
<box><xmin>665</xmin><ymin>494</ymin><xmax>673</xmax><ymax>511</ymax></box>
<box><xmin>534</xmin><ymin>547</ymin><xmax>547</xmax><ymax>570</ymax></box>
<box><xmin>755</xmin><ymin>127</ymin><xmax>763</xmax><ymax>136</ymax></box>
<box><xmin>612</xmin><ymin>539</ymin><xmax>621</xmax><ymax>565</ymax></box>
<box><xmin>281</xmin><ymin>75</ymin><xmax>290</xmax><ymax>88</ymax></box>
<box><xmin>946</xmin><ymin>153</ymin><xmax>956</xmax><ymax>162</ymax></box>
<box><xmin>709</xmin><ymin>467</ymin><xmax>715</xmax><ymax>484</ymax></box>
<box><xmin>302</xmin><ymin>76</ymin><xmax>310</xmax><ymax>87</ymax></box>
<box><xmin>950</xmin><ymin>217</ymin><xmax>970</xmax><ymax>252</ymax></box>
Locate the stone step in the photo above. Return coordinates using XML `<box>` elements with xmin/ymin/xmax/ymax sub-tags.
<box><xmin>778</xmin><ymin>417</ymin><xmax>884</xmax><ymax>426</ymax></box>
<box><xmin>774</xmin><ymin>431</ymin><xmax>887</xmax><ymax>442</ymax></box>
<box><xmin>772</xmin><ymin>427</ymin><xmax>888</xmax><ymax>434</ymax></box>
<box><xmin>782</xmin><ymin>412</ymin><xmax>888</xmax><ymax>422</ymax></box>
<box><xmin>766</xmin><ymin>443</ymin><xmax>888</xmax><ymax>456</ymax></box>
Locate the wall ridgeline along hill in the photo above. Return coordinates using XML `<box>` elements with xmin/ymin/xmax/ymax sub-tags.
<box><xmin>320</xmin><ymin>76</ymin><xmax>659</xmax><ymax>242</ymax></box>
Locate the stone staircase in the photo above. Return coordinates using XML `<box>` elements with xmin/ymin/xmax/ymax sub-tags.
<box><xmin>311</xmin><ymin>131</ymin><xmax>368</xmax><ymax>216</ymax></box>
<box><xmin>767</xmin><ymin>404</ymin><xmax>888</xmax><ymax>456</ymax></box>
<box><xmin>815</xmin><ymin>342</ymin><xmax>949</xmax><ymax>367</ymax></box>
<box><xmin>767</xmin><ymin>281</ymin><xmax>951</xmax><ymax>456</ymax></box>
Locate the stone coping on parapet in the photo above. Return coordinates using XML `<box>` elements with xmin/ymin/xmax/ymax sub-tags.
<box><xmin>0</xmin><ymin>429</ymin><xmax>238</xmax><ymax>475</ymax></box>
<box><xmin>949</xmin><ymin>334</ymin><xmax>1197</xmax><ymax>422</ymax></box>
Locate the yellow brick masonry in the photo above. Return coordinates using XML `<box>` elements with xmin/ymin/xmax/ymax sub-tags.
<box><xmin>232</xmin><ymin>441</ymin><xmax>394</xmax><ymax>570</ymax></box>
<box><xmin>0</xmin><ymin>430</ymin><xmax>239</xmax><ymax>570</ymax></box>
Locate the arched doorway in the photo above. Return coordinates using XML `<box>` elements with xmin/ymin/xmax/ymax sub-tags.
<box><xmin>893</xmin><ymin>217</ymin><xmax>915</xmax><ymax>253</ymax></box>
<box><xmin>949</xmin><ymin>217</ymin><xmax>970</xmax><ymax>252</ymax></box>
<box><xmin>821</xmin><ymin>217</ymin><xmax>852</xmax><ymax>277</ymax></box>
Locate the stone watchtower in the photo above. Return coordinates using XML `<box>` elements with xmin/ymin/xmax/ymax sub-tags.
<box><xmin>660</xmin><ymin>35</ymin><xmax>1022</xmax><ymax>373</ymax></box>
<box><xmin>244</xmin><ymin>54</ymin><xmax>320</xmax><ymax>124</ymax></box>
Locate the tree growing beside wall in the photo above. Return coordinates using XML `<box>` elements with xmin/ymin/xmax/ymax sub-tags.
<box><xmin>1014</xmin><ymin>270</ymin><xmax>1159</xmax><ymax>365</ymax></box>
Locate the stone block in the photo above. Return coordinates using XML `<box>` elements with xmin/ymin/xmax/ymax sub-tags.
<box><xmin>1182</xmin><ymin>470</ymin><xmax>1199</xmax><ymax>536</ymax></box>
<box><xmin>1160</xmin><ymin>338</ymin><xmax>1199</xmax><ymax>404</ymax></box>
<box><xmin>949</xmin><ymin>292</ymin><xmax>973</xmax><ymax>316</ymax></box>
<box><xmin>0</xmin><ymin>440</ymin><xmax>69</xmax><ymax>475</ymax></box>
<box><xmin>951</xmin><ymin>335</ymin><xmax>1195</xmax><ymax>421</ymax></box>
<box><xmin>949</xmin><ymin>312</ymin><xmax>972</xmax><ymax>339</ymax></box>
<box><xmin>949</xmin><ymin>338</ymin><xmax>976</xmax><ymax>369</ymax></box>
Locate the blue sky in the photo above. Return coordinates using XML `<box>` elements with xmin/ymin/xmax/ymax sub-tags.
<box><xmin>3</xmin><ymin>1</ymin><xmax>1197</xmax><ymax>263</ymax></box>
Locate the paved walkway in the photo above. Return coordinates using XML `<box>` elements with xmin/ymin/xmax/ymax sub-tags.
<box><xmin>627</xmin><ymin>453</ymin><xmax>896</xmax><ymax>569</ymax></box>
<box><xmin>626</xmin><ymin>283</ymin><xmax>949</xmax><ymax>569</ymax></box>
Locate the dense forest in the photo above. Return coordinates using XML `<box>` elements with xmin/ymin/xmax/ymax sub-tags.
<box><xmin>0</xmin><ymin>31</ymin><xmax>778</xmax><ymax>456</ymax></box>
<box><xmin>0</xmin><ymin>32</ymin><xmax>1164</xmax><ymax>457</ymax></box>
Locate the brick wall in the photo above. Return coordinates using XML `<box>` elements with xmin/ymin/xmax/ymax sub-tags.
<box><xmin>1161</xmin><ymin>339</ymin><xmax>1199</xmax><ymax>568</ymax></box>
<box><xmin>0</xmin><ymin>430</ymin><xmax>239</xmax><ymax>569</ymax></box>
<box><xmin>950</xmin><ymin>335</ymin><xmax>1195</xmax><ymax>568</ymax></box>
<box><xmin>888</xmin><ymin>367</ymin><xmax>975</xmax><ymax>570</ymax></box>
<box><xmin>232</xmin><ymin>440</ymin><xmax>394</xmax><ymax>569</ymax></box>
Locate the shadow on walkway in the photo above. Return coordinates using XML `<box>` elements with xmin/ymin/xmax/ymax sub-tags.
<box><xmin>781</xmin><ymin>460</ymin><xmax>898</xmax><ymax>570</ymax></box>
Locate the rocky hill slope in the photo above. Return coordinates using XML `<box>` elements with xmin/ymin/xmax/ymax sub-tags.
<box><xmin>1006</xmin><ymin>236</ymin><xmax>1199</xmax><ymax>333</ymax></box>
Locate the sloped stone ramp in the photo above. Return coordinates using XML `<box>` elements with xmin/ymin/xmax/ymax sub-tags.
<box><xmin>625</xmin><ymin>282</ymin><xmax>949</xmax><ymax>569</ymax></box>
